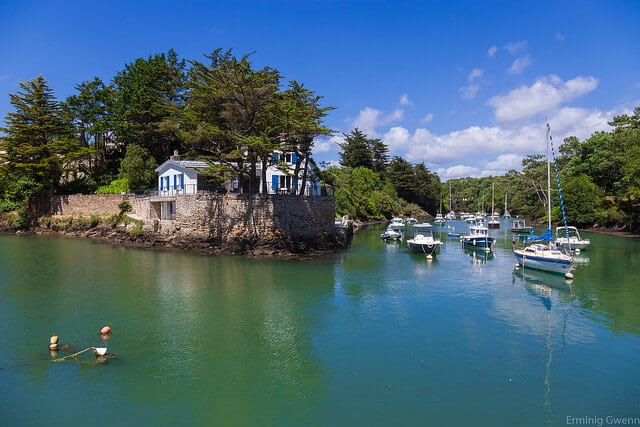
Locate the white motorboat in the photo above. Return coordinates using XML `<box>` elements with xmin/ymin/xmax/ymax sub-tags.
<box><xmin>380</xmin><ymin>226</ymin><xmax>402</xmax><ymax>241</ymax></box>
<box><xmin>554</xmin><ymin>226</ymin><xmax>590</xmax><ymax>251</ymax></box>
<box><xmin>406</xmin><ymin>224</ymin><xmax>443</xmax><ymax>255</ymax></box>
<box><xmin>461</xmin><ymin>224</ymin><xmax>495</xmax><ymax>251</ymax></box>
<box><xmin>389</xmin><ymin>217</ymin><xmax>405</xmax><ymax>230</ymax></box>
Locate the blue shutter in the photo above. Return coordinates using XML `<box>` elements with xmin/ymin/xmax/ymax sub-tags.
<box><xmin>272</xmin><ymin>175</ymin><xmax>279</xmax><ymax>191</ymax></box>
<box><xmin>292</xmin><ymin>153</ymin><xmax>297</xmax><ymax>164</ymax></box>
<box><xmin>160</xmin><ymin>177</ymin><xmax>163</xmax><ymax>190</ymax></box>
<box><xmin>180</xmin><ymin>174</ymin><xmax>184</xmax><ymax>189</ymax></box>
<box><xmin>273</xmin><ymin>153</ymin><xmax>279</xmax><ymax>164</ymax></box>
<box><xmin>165</xmin><ymin>176</ymin><xmax>169</xmax><ymax>189</ymax></box>
<box><xmin>292</xmin><ymin>177</ymin><xmax>298</xmax><ymax>193</ymax></box>
<box><xmin>173</xmin><ymin>175</ymin><xmax>177</xmax><ymax>189</ymax></box>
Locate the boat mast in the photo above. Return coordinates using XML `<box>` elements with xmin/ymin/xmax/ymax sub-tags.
<box><xmin>546</xmin><ymin>123</ymin><xmax>552</xmax><ymax>233</ymax></box>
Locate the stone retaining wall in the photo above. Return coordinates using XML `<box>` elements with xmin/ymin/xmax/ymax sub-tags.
<box><xmin>51</xmin><ymin>194</ymin><xmax>130</xmax><ymax>216</ymax></box>
<box><xmin>53</xmin><ymin>193</ymin><xmax>337</xmax><ymax>243</ymax></box>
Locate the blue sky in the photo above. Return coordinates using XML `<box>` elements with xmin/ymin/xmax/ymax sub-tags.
<box><xmin>1</xmin><ymin>0</ymin><xmax>639</xmax><ymax>180</ymax></box>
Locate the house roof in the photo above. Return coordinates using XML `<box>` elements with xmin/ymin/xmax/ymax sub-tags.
<box><xmin>155</xmin><ymin>160</ymin><xmax>210</xmax><ymax>173</ymax></box>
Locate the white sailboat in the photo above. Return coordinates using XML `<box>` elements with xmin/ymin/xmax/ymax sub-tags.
<box><xmin>503</xmin><ymin>194</ymin><xmax>511</xmax><ymax>219</ymax></box>
<box><xmin>488</xmin><ymin>182</ymin><xmax>500</xmax><ymax>229</ymax></box>
<box><xmin>445</xmin><ymin>181</ymin><xmax>456</xmax><ymax>220</ymax></box>
<box><xmin>514</xmin><ymin>124</ymin><xmax>574</xmax><ymax>278</ymax></box>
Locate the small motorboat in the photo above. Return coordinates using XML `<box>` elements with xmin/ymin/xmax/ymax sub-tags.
<box><xmin>380</xmin><ymin>227</ymin><xmax>402</xmax><ymax>241</ymax></box>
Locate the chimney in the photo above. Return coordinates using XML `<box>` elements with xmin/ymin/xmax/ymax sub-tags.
<box><xmin>170</xmin><ymin>150</ymin><xmax>180</xmax><ymax>161</ymax></box>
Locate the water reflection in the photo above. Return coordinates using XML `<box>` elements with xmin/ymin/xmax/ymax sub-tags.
<box><xmin>463</xmin><ymin>246</ymin><xmax>495</xmax><ymax>264</ymax></box>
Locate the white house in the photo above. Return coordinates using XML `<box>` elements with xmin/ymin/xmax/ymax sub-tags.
<box><xmin>154</xmin><ymin>150</ymin><xmax>321</xmax><ymax>197</ymax></box>
<box><xmin>154</xmin><ymin>154</ymin><xmax>210</xmax><ymax>196</ymax></box>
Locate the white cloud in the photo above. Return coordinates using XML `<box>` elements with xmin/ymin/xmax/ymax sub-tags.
<box><xmin>505</xmin><ymin>40</ymin><xmax>527</xmax><ymax>55</ymax></box>
<box><xmin>459</xmin><ymin>83</ymin><xmax>480</xmax><ymax>100</ymax></box>
<box><xmin>508</xmin><ymin>55</ymin><xmax>533</xmax><ymax>75</ymax></box>
<box><xmin>485</xmin><ymin>153</ymin><xmax>523</xmax><ymax>171</ymax></box>
<box><xmin>555</xmin><ymin>33</ymin><xmax>566</xmax><ymax>42</ymax></box>
<box><xmin>399</xmin><ymin>94</ymin><xmax>412</xmax><ymax>106</ymax></box>
<box><xmin>420</xmin><ymin>113</ymin><xmax>434</xmax><ymax>124</ymax></box>
<box><xmin>350</xmin><ymin>106</ymin><xmax>404</xmax><ymax>137</ymax></box>
<box><xmin>487</xmin><ymin>75</ymin><xmax>599</xmax><ymax>122</ymax></box>
<box><xmin>0</xmin><ymin>73</ymin><xmax>10</xmax><ymax>82</ymax></box>
<box><xmin>437</xmin><ymin>165</ymin><xmax>482</xmax><ymax>180</ymax></box>
<box><xmin>460</xmin><ymin>68</ymin><xmax>483</xmax><ymax>99</ymax></box>
<box><xmin>488</xmin><ymin>46</ymin><xmax>497</xmax><ymax>58</ymax></box>
<box><xmin>468</xmin><ymin>68</ymin><xmax>483</xmax><ymax>82</ymax></box>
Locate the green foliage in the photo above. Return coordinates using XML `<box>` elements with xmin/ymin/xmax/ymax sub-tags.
<box><xmin>338</xmin><ymin>128</ymin><xmax>375</xmax><ymax>170</ymax></box>
<box><xmin>561</xmin><ymin>174</ymin><xmax>602</xmax><ymax>225</ymax></box>
<box><xmin>118</xmin><ymin>144</ymin><xmax>157</xmax><ymax>190</ymax></box>
<box><xmin>118</xmin><ymin>201</ymin><xmax>132</xmax><ymax>214</ymax></box>
<box><xmin>96</xmin><ymin>178</ymin><xmax>130</xmax><ymax>194</ymax></box>
<box><xmin>0</xmin><ymin>76</ymin><xmax>82</xmax><ymax>206</ymax></box>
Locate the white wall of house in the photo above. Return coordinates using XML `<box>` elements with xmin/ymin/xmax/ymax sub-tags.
<box><xmin>155</xmin><ymin>162</ymin><xmax>203</xmax><ymax>195</ymax></box>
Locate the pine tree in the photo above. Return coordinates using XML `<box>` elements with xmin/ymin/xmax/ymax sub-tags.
<box><xmin>0</xmin><ymin>76</ymin><xmax>79</xmax><ymax>214</ymax></box>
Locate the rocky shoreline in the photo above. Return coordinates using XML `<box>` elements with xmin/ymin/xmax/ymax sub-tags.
<box><xmin>0</xmin><ymin>220</ymin><xmax>352</xmax><ymax>259</ymax></box>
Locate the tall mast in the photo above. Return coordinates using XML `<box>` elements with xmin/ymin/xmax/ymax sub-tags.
<box><xmin>546</xmin><ymin>123</ymin><xmax>552</xmax><ymax>231</ymax></box>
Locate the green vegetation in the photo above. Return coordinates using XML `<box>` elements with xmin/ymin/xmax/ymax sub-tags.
<box><xmin>0</xmin><ymin>47</ymin><xmax>638</xmax><ymax>232</ymax></box>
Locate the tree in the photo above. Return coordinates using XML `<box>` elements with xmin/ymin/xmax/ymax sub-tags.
<box><xmin>64</xmin><ymin>77</ymin><xmax>117</xmax><ymax>187</ymax></box>
<box><xmin>0</xmin><ymin>76</ymin><xmax>81</xmax><ymax>217</ymax></box>
<box><xmin>387</xmin><ymin>156</ymin><xmax>416</xmax><ymax>203</ymax></box>
<box><xmin>118</xmin><ymin>144</ymin><xmax>158</xmax><ymax>191</ymax></box>
<box><xmin>112</xmin><ymin>49</ymin><xmax>186</xmax><ymax>164</ymax></box>
<box><xmin>338</xmin><ymin>128</ymin><xmax>373</xmax><ymax>169</ymax></box>
<box><xmin>183</xmin><ymin>49</ymin><xmax>281</xmax><ymax>193</ymax></box>
<box><xmin>278</xmin><ymin>81</ymin><xmax>333</xmax><ymax>195</ymax></box>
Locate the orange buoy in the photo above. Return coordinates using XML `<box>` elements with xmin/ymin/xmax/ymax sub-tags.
<box><xmin>100</xmin><ymin>326</ymin><xmax>111</xmax><ymax>335</ymax></box>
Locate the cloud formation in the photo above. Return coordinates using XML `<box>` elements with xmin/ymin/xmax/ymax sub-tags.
<box><xmin>487</xmin><ymin>75</ymin><xmax>599</xmax><ymax>122</ymax></box>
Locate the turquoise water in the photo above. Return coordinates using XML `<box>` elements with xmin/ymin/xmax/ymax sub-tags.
<box><xmin>1</xmin><ymin>221</ymin><xmax>639</xmax><ymax>426</ymax></box>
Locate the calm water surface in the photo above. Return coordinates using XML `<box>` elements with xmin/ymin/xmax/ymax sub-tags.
<box><xmin>1</xmin><ymin>221</ymin><xmax>639</xmax><ymax>426</ymax></box>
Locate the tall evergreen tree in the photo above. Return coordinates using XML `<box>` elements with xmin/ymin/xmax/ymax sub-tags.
<box><xmin>0</xmin><ymin>76</ymin><xmax>81</xmax><ymax>216</ymax></box>
<box><xmin>338</xmin><ymin>128</ymin><xmax>373</xmax><ymax>169</ymax></box>
<box><xmin>112</xmin><ymin>49</ymin><xmax>186</xmax><ymax>164</ymax></box>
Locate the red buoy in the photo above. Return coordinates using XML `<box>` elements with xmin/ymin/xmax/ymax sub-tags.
<box><xmin>100</xmin><ymin>325</ymin><xmax>111</xmax><ymax>335</ymax></box>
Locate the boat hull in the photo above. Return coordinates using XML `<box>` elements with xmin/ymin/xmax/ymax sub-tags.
<box><xmin>407</xmin><ymin>241</ymin><xmax>442</xmax><ymax>255</ymax></box>
<box><xmin>461</xmin><ymin>237</ymin><xmax>494</xmax><ymax>251</ymax></box>
<box><xmin>513</xmin><ymin>250</ymin><xmax>573</xmax><ymax>275</ymax></box>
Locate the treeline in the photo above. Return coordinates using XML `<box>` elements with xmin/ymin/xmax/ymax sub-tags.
<box><xmin>327</xmin><ymin>108</ymin><xmax>640</xmax><ymax>233</ymax></box>
<box><xmin>0</xmin><ymin>49</ymin><xmax>332</xmax><ymax>225</ymax></box>
<box><xmin>321</xmin><ymin>128</ymin><xmax>441</xmax><ymax>220</ymax></box>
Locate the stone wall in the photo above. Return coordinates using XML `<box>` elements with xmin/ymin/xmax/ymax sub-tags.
<box><xmin>132</xmin><ymin>193</ymin><xmax>336</xmax><ymax>243</ymax></box>
<box><xmin>52</xmin><ymin>193</ymin><xmax>338</xmax><ymax>245</ymax></box>
<box><xmin>51</xmin><ymin>194</ymin><xmax>130</xmax><ymax>216</ymax></box>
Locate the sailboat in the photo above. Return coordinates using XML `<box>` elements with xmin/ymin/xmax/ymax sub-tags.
<box><xmin>503</xmin><ymin>193</ymin><xmax>511</xmax><ymax>219</ymax></box>
<box><xmin>434</xmin><ymin>193</ymin><xmax>445</xmax><ymax>225</ymax></box>
<box><xmin>513</xmin><ymin>123</ymin><xmax>574</xmax><ymax>278</ymax></box>
<box><xmin>488</xmin><ymin>182</ymin><xmax>500</xmax><ymax>229</ymax></box>
<box><xmin>444</xmin><ymin>181</ymin><xmax>456</xmax><ymax>220</ymax></box>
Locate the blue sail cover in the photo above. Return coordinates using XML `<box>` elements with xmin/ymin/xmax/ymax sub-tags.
<box><xmin>525</xmin><ymin>227</ymin><xmax>553</xmax><ymax>243</ymax></box>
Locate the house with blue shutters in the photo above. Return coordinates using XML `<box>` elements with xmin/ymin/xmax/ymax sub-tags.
<box><xmin>154</xmin><ymin>150</ymin><xmax>321</xmax><ymax>197</ymax></box>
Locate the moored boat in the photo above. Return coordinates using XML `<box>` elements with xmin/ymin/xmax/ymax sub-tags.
<box><xmin>461</xmin><ymin>224</ymin><xmax>495</xmax><ymax>251</ymax></box>
<box><xmin>554</xmin><ymin>226</ymin><xmax>590</xmax><ymax>251</ymax></box>
<box><xmin>513</xmin><ymin>123</ymin><xmax>574</xmax><ymax>278</ymax></box>
<box><xmin>406</xmin><ymin>224</ymin><xmax>443</xmax><ymax>256</ymax></box>
<box><xmin>510</xmin><ymin>218</ymin><xmax>533</xmax><ymax>234</ymax></box>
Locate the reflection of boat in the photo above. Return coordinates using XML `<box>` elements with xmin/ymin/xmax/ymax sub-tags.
<box><xmin>554</xmin><ymin>226</ymin><xmax>591</xmax><ymax>251</ymax></box>
<box><xmin>513</xmin><ymin>124</ymin><xmax>574</xmax><ymax>277</ymax></box>
<box><xmin>463</xmin><ymin>246</ymin><xmax>494</xmax><ymax>264</ymax></box>
<box><xmin>389</xmin><ymin>217</ymin><xmax>405</xmax><ymax>230</ymax></box>
<box><xmin>461</xmin><ymin>224</ymin><xmax>495</xmax><ymax>251</ymax></box>
<box><xmin>406</xmin><ymin>225</ymin><xmax>443</xmax><ymax>256</ymax></box>
<box><xmin>510</xmin><ymin>218</ymin><xmax>533</xmax><ymax>233</ymax></box>
<box><xmin>380</xmin><ymin>227</ymin><xmax>401</xmax><ymax>241</ymax></box>
<box><xmin>513</xmin><ymin>267</ymin><xmax>573</xmax><ymax>292</ymax></box>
